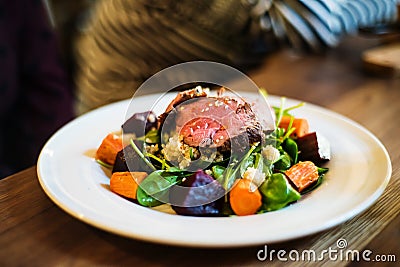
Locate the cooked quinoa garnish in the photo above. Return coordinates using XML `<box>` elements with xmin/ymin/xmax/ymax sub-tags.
<box><xmin>145</xmin><ymin>144</ymin><xmax>159</xmax><ymax>155</ymax></box>
<box><xmin>161</xmin><ymin>133</ymin><xmax>194</xmax><ymax>169</ymax></box>
<box><xmin>161</xmin><ymin>132</ymin><xmax>224</xmax><ymax>169</ymax></box>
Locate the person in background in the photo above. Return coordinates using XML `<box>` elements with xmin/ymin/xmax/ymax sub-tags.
<box><xmin>69</xmin><ymin>0</ymin><xmax>397</xmax><ymax>114</ymax></box>
<box><xmin>0</xmin><ymin>0</ymin><xmax>74</xmax><ymax>178</ymax></box>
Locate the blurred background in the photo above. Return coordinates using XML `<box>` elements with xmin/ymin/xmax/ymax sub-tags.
<box><xmin>45</xmin><ymin>0</ymin><xmax>399</xmax><ymax>112</ymax></box>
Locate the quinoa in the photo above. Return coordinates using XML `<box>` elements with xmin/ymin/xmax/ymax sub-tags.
<box><xmin>161</xmin><ymin>132</ymin><xmax>224</xmax><ymax>169</ymax></box>
<box><xmin>145</xmin><ymin>143</ymin><xmax>159</xmax><ymax>155</ymax></box>
<box><xmin>161</xmin><ymin>132</ymin><xmax>196</xmax><ymax>169</ymax></box>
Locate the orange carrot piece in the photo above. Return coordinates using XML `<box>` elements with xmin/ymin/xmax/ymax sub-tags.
<box><xmin>229</xmin><ymin>179</ymin><xmax>262</xmax><ymax>216</ymax></box>
<box><xmin>95</xmin><ymin>133</ymin><xmax>124</xmax><ymax>165</ymax></box>
<box><xmin>285</xmin><ymin>161</ymin><xmax>319</xmax><ymax>192</ymax></box>
<box><xmin>278</xmin><ymin>115</ymin><xmax>309</xmax><ymax>138</ymax></box>
<box><xmin>110</xmin><ymin>172</ymin><xmax>148</xmax><ymax>199</ymax></box>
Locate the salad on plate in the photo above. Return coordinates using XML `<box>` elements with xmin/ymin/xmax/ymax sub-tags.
<box><xmin>95</xmin><ymin>86</ymin><xmax>330</xmax><ymax>217</ymax></box>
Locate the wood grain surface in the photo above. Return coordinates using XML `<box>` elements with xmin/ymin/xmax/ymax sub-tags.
<box><xmin>1</xmin><ymin>36</ymin><xmax>399</xmax><ymax>266</ymax></box>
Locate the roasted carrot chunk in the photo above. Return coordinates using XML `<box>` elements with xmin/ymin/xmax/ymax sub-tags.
<box><xmin>229</xmin><ymin>179</ymin><xmax>262</xmax><ymax>216</ymax></box>
<box><xmin>285</xmin><ymin>161</ymin><xmax>319</xmax><ymax>192</ymax></box>
<box><xmin>110</xmin><ymin>172</ymin><xmax>148</xmax><ymax>199</ymax></box>
<box><xmin>95</xmin><ymin>133</ymin><xmax>124</xmax><ymax>165</ymax></box>
<box><xmin>278</xmin><ymin>115</ymin><xmax>309</xmax><ymax>138</ymax></box>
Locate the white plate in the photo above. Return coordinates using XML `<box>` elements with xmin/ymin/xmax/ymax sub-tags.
<box><xmin>37</xmin><ymin>93</ymin><xmax>392</xmax><ymax>247</ymax></box>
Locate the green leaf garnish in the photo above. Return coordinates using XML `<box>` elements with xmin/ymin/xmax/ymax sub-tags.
<box><xmin>96</xmin><ymin>159</ymin><xmax>113</xmax><ymax>169</ymax></box>
<box><xmin>130</xmin><ymin>139</ymin><xmax>156</xmax><ymax>171</ymax></box>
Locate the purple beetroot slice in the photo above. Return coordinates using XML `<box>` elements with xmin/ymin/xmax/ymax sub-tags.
<box><xmin>169</xmin><ymin>170</ymin><xmax>225</xmax><ymax>216</ymax></box>
<box><xmin>112</xmin><ymin>141</ymin><xmax>154</xmax><ymax>173</ymax></box>
<box><xmin>296</xmin><ymin>132</ymin><xmax>330</xmax><ymax>164</ymax></box>
<box><xmin>122</xmin><ymin>111</ymin><xmax>158</xmax><ymax>136</ymax></box>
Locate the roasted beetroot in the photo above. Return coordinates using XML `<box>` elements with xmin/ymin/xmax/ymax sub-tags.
<box><xmin>112</xmin><ymin>141</ymin><xmax>154</xmax><ymax>173</ymax></box>
<box><xmin>122</xmin><ymin>111</ymin><xmax>157</xmax><ymax>136</ymax></box>
<box><xmin>297</xmin><ymin>132</ymin><xmax>330</xmax><ymax>164</ymax></box>
<box><xmin>169</xmin><ymin>170</ymin><xmax>225</xmax><ymax>216</ymax></box>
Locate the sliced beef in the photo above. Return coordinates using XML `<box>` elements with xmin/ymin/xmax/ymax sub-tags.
<box><xmin>161</xmin><ymin>94</ymin><xmax>263</xmax><ymax>154</ymax></box>
<box><xmin>164</xmin><ymin>86</ymin><xmax>209</xmax><ymax>114</ymax></box>
<box><xmin>179</xmin><ymin>117</ymin><xmax>229</xmax><ymax>147</ymax></box>
<box><xmin>158</xmin><ymin>86</ymin><xmax>208</xmax><ymax>128</ymax></box>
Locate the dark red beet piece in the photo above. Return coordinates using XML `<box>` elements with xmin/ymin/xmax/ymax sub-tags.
<box><xmin>112</xmin><ymin>141</ymin><xmax>154</xmax><ymax>173</ymax></box>
<box><xmin>297</xmin><ymin>132</ymin><xmax>330</xmax><ymax>164</ymax></box>
<box><xmin>169</xmin><ymin>170</ymin><xmax>225</xmax><ymax>216</ymax></box>
<box><xmin>122</xmin><ymin>111</ymin><xmax>158</xmax><ymax>136</ymax></box>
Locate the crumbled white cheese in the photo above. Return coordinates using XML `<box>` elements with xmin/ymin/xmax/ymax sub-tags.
<box><xmin>243</xmin><ymin>167</ymin><xmax>266</xmax><ymax>192</ymax></box>
<box><xmin>262</xmin><ymin>145</ymin><xmax>280</xmax><ymax>163</ymax></box>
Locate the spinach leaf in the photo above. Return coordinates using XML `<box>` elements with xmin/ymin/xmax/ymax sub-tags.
<box><xmin>137</xmin><ymin>169</ymin><xmax>190</xmax><ymax>207</ymax></box>
<box><xmin>139</xmin><ymin>170</ymin><xmax>180</xmax><ymax>196</ymax></box>
<box><xmin>212</xmin><ymin>165</ymin><xmax>225</xmax><ymax>180</ymax></box>
<box><xmin>259</xmin><ymin>173</ymin><xmax>300</xmax><ymax>211</ymax></box>
<box><xmin>283</xmin><ymin>138</ymin><xmax>298</xmax><ymax>164</ymax></box>
<box><xmin>317</xmin><ymin>167</ymin><xmax>329</xmax><ymax>175</ymax></box>
<box><xmin>274</xmin><ymin>152</ymin><xmax>291</xmax><ymax>170</ymax></box>
<box><xmin>136</xmin><ymin>186</ymin><xmax>163</xmax><ymax>207</ymax></box>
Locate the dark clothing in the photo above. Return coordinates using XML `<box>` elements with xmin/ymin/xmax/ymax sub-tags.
<box><xmin>0</xmin><ymin>0</ymin><xmax>74</xmax><ymax>178</ymax></box>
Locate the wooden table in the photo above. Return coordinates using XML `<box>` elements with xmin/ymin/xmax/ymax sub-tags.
<box><xmin>1</xmin><ymin>36</ymin><xmax>399</xmax><ymax>266</ymax></box>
